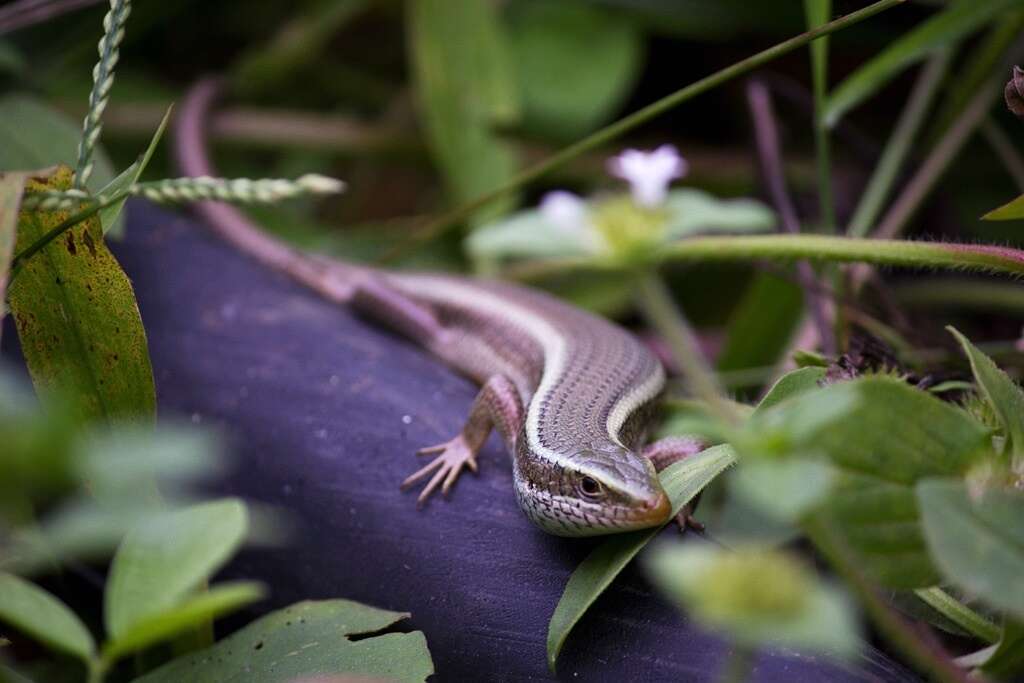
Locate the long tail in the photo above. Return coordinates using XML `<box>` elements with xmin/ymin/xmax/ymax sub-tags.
<box><xmin>173</xmin><ymin>77</ymin><xmax>362</xmax><ymax>302</ymax></box>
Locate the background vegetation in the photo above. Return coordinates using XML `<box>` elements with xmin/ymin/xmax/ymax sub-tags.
<box><xmin>2</xmin><ymin>0</ymin><xmax>1024</xmax><ymax>681</ymax></box>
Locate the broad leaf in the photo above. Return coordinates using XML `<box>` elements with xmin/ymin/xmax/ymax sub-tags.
<box><xmin>105</xmin><ymin>499</ymin><xmax>248</xmax><ymax>639</ymax></box>
<box><xmin>824</xmin><ymin>0</ymin><xmax>1024</xmax><ymax>126</ymax></box>
<box><xmin>647</xmin><ymin>544</ymin><xmax>858</xmax><ymax>657</ymax></box>
<box><xmin>97</xmin><ymin>106</ymin><xmax>172</xmax><ymax>237</ymax></box>
<box><xmin>949</xmin><ymin>326</ymin><xmax>1024</xmax><ymax>459</ymax></box>
<box><xmin>103</xmin><ymin>581</ymin><xmax>265</xmax><ymax>663</ymax></box>
<box><xmin>662</xmin><ymin>189</ymin><xmax>776</xmax><ymax>239</ymax></box>
<box><xmin>756</xmin><ymin>366</ymin><xmax>826</xmax><ymax>411</ymax></box>
<box><xmin>751</xmin><ymin>378</ymin><xmax>989</xmax><ymax>587</ymax></box>
<box><xmin>716</xmin><ymin>273</ymin><xmax>803</xmax><ymax>377</ymax></box>
<box><xmin>0</xmin><ymin>171</ymin><xmax>29</xmax><ymax>343</ymax></box>
<box><xmin>0</xmin><ymin>95</ymin><xmax>114</xmax><ymax>190</ymax></box>
<box><xmin>507</xmin><ymin>1</ymin><xmax>641</xmax><ymax>139</ymax></box>
<box><xmin>408</xmin><ymin>0</ymin><xmax>519</xmax><ymax>225</ymax></box>
<box><xmin>917</xmin><ymin>479</ymin><xmax>1024</xmax><ymax>620</ymax></box>
<box><xmin>8</xmin><ymin>166</ymin><xmax>155</xmax><ymax>422</ymax></box>
<box><xmin>0</xmin><ymin>572</ymin><xmax>95</xmax><ymax>661</ymax></box>
<box><xmin>546</xmin><ymin>444</ymin><xmax>736</xmax><ymax>672</ymax></box>
<box><xmin>134</xmin><ymin>599</ymin><xmax>434</xmax><ymax>683</ymax></box>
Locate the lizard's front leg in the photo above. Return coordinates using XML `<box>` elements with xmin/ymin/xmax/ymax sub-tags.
<box><xmin>402</xmin><ymin>375</ymin><xmax>524</xmax><ymax>506</ymax></box>
<box><xmin>642</xmin><ymin>436</ymin><xmax>706</xmax><ymax>533</ymax></box>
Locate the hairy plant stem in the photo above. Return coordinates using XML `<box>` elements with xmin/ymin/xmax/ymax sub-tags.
<box><xmin>635</xmin><ymin>272</ymin><xmax>741</xmax><ymax>426</ymax></box>
<box><xmin>913</xmin><ymin>587</ymin><xmax>1001</xmax><ymax>644</ymax></box>
<box><xmin>804</xmin><ymin>518</ymin><xmax>969</xmax><ymax>683</ymax></box>
<box><xmin>846</xmin><ymin>50</ymin><xmax>952</xmax><ymax>238</ymax></box>
<box><xmin>380</xmin><ymin>0</ymin><xmax>906</xmax><ymax>262</ymax></box>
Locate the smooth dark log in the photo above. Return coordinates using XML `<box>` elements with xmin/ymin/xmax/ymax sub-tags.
<box><xmin>14</xmin><ymin>201</ymin><xmax>920</xmax><ymax>681</ymax></box>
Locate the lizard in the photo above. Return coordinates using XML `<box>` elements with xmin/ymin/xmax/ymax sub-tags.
<box><xmin>173</xmin><ymin>78</ymin><xmax>704</xmax><ymax>537</ymax></box>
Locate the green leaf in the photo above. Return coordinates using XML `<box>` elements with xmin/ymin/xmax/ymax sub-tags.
<box><xmin>466</xmin><ymin>207</ymin><xmax>592</xmax><ymax>263</ymax></box>
<box><xmin>917</xmin><ymin>479</ymin><xmax>1024</xmax><ymax>620</ymax></box>
<box><xmin>134</xmin><ymin>599</ymin><xmax>434</xmax><ymax>683</ymax></box>
<box><xmin>96</xmin><ymin>105</ymin><xmax>173</xmax><ymax>237</ymax></box>
<box><xmin>982</xmin><ymin>619</ymin><xmax>1024</xmax><ymax>678</ymax></box>
<box><xmin>663</xmin><ymin>189</ymin><xmax>776</xmax><ymax>239</ymax></box>
<box><xmin>0</xmin><ymin>95</ymin><xmax>114</xmax><ymax>191</ymax></box>
<box><xmin>949</xmin><ymin>326</ymin><xmax>1024</xmax><ymax>459</ymax></box>
<box><xmin>105</xmin><ymin>499</ymin><xmax>248</xmax><ymax>639</ymax></box>
<box><xmin>756</xmin><ymin>366</ymin><xmax>827</xmax><ymax>411</ymax></box>
<box><xmin>716</xmin><ymin>273</ymin><xmax>803</xmax><ymax>376</ymax></box>
<box><xmin>408</xmin><ymin>0</ymin><xmax>519</xmax><ymax>225</ymax></box>
<box><xmin>546</xmin><ymin>444</ymin><xmax>736</xmax><ymax>672</ymax></box>
<box><xmin>507</xmin><ymin>1</ymin><xmax>642</xmax><ymax>139</ymax></box>
<box><xmin>103</xmin><ymin>581</ymin><xmax>265</xmax><ymax>663</ymax></box>
<box><xmin>0</xmin><ymin>171</ymin><xmax>29</xmax><ymax>342</ymax></box>
<box><xmin>732</xmin><ymin>458</ymin><xmax>835</xmax><ymax>523</ymax></box>
<box><xmin>983</xmin><ymin>192</ymin><xmax>1024</xmax><ymax>221</ymax></box>
<box><xmin>824</xmin><ymin>0</ymin><xmax>1023</xmax><ymax>126</ymax></box>
<box><xmin>751</xmin><ymin>378</ymin><xmax>989</xmax><ymax>587</ymax></box>
<box><xmin>647</xmin><ymin>544</ymin><xmax>858</xmax><ymax>657</ymax></box>
<box><xmin>7</xmin><ymin>166</ymin><xmax>156</xmax><ymax>422</ymax></box>
<box><xmin>0</xmin><ymin>572</ymin><xmax>95</xmax><ymax>661</ymax></box>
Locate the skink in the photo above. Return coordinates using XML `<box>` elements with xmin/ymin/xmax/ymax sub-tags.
<box><xmin>175</xmin><ymin>79</ymin><xmax>702</xmax><ymax>537</ymax></box>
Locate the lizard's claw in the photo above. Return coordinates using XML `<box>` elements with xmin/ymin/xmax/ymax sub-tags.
<box><xmin>401</xmin><ymin>434</ymin><xmax>478</xmax><ymax>506</ymax></box>
<box><xmin>673</xmin><ymin>502</ymin><xmax>705</xmax><ymax>535</ymax></box>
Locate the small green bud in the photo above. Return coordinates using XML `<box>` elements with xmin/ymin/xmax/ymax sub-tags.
<box><xmin>590</xmin><ymin>195</ymin><xmax>668</xmax><ymax>261</ymax></box>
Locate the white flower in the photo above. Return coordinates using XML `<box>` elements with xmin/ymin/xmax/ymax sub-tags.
<box><xmin>540</xmin><ymin>190</ymin><xmax>590</xmax><ymax>233</ymax></box>
<box><xmin>607</xmin><ymin>144</ymin><xmax>688</xmax><ymax>208</ymax></box>
<box><xmin>539</xmin><ymin>190</ymin><xmax>606</xmax><ymax>253</ymax></box>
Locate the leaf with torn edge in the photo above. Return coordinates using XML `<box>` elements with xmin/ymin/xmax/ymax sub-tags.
<box><xmin>7</xmin><ymin>165</ymin><xmax>155</xmax><ymax>422</ymax></box>
<box><xmin>134</xmin><ymin>599</ymin><xmax>434</xmax><ymax>683</ymax></box>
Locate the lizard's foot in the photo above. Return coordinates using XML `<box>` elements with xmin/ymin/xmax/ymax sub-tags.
<box><xmin>401</xmin><ymin>434</ymin><xmax>478</xmax><ymax>506</ymax></box>
<box><xmin>673</xmin><ymin>504</ymin><xmax>705</xmax><ymax>535</ymax></box>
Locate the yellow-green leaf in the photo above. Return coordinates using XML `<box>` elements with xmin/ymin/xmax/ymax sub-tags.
<box><xmin>0</xmin><ymin>572</ymin><xmax>95</xmax><ymax>661</ymax></box>
<box><xmin>105</xmin><ymin>499</ymin><xmax>248</xmax><ymax>639</ymax></box>
<box><xmin>982</xmin><ymin>193</ymin><xmax>1024</xmax><ymax>221</ymax></box>
<box><xmin>102</xmin><ymin>581</ymin><xmax>265</xmax><ymax>663</ymax></box>
<box><xmin>7</xmin><ymin>166</ymin><xmax>155</xmax><ymax>422</ymax></box>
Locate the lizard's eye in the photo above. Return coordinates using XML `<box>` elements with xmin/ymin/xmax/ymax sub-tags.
<box><xmin>579</xmin><ymin>476</ymin><xmax>603</xmax><ymax>498</ymax></box>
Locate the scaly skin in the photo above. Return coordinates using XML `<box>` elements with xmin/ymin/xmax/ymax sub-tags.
<box><xmin>175</xmin><ymin>77</ymin><xmax>699</xmax><ymax>537</ymax></box>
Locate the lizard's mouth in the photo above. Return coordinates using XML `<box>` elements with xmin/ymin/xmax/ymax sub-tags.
<box><xmin>634</xmin><ymin>490</ymin><xmax>672</xmax><ymax>527</ymax></box>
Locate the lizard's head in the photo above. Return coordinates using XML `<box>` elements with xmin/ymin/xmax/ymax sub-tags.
<box><xmin>514</xmin><ymin>442</ymin><xmax>671</xmax><ymax>537</ymax></box>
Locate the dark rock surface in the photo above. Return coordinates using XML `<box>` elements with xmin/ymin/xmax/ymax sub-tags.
<box><xmin>9</xmin><ymin>200</ymin><xmax>920</xmax><ymax>682</ymax></box>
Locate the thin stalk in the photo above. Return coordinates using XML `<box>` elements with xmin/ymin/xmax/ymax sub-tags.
<box><xmin>380</xmin><ymin>0</ymin><xmax>906</xmax><ymax>261</ymax></box>
<box><xmin>805</xmin><ymin>518</ymin><xmax>970</xmax><ymax>683</ymax></box>
<box><xmin>805</xmin><ymin>0</ymin><xmax>835</xmax><ymax>232</ymax></box>
<box><xmin>981</xmin><ymin>116</ymin><xmax>1024</xmax><ymax>190</ymax></box>
<box><xmin>913</xmin><ymin>587</ymin><xmax>1001</xmax><ymax>644</ymax></box>
<box><xmin>635</xmin><ymin>272</ymin><xmax>741</xmax><ymax>425</ymax></box>
<box><xmin>847</xmin><ymin>49</ymin><xmax>952</xmax><ymax>238</ymax></box>
<box><xmin>747</xmin><ymin>80</ymin><xmax>835</xmax><ymax>355</ymax></box>
<box><xmin>893</xmin><ymin>279</ymin><xmax>1024</xmax><ymax>316</ymax></box>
